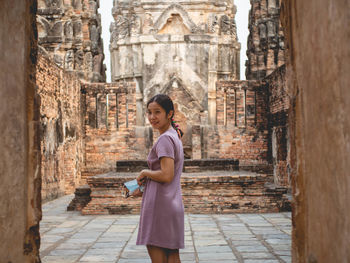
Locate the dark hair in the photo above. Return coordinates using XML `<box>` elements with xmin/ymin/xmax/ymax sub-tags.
<box><xmin>147</xmin><ymin>94</ymin><xmax>184</xmax><ymax>138</ymax></box>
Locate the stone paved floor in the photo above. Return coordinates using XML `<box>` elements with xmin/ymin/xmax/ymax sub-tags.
<box><xmin>40</xmin><ymin>195</ymin><xmax>292</xmax><ymax>263</ymax></box>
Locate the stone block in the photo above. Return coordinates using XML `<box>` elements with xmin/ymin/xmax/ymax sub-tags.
<box><xmin>79</xmin><ymin>171</ymin><xmax>290</xmax><ymax>215</ymax></box>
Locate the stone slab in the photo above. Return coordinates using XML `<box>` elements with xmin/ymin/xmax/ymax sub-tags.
<box><xmin>40</xmin><ymin>195</ymin><xmax>292</xmax><ymax>263</ymax></box>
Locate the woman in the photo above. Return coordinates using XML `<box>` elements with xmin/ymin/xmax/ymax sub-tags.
<box><xmin>136</xmin><ymin>94</ymin><xmax>184</xmax><ymax>263</ymax></box>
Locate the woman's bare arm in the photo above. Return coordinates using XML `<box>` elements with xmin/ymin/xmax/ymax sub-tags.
<box><xmin>137</xmin><ymin>157</ymin><xmax>174</xmax><ymax>184</ymax></box>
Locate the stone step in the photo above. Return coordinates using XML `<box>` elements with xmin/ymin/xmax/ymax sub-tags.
<box><xmin>116</xmin><ymin>159</ymin><xmax>240</xmax><ymax>172</ymax></box>
<box><xmin>67</xmin><ymin>184</ymin><xmax>91</xmax><ymax>211</ymax></box>
<box><xmin>73</xmin><ymin>171</ymin><xmax>290</xmax><ymax>215</ymax></box>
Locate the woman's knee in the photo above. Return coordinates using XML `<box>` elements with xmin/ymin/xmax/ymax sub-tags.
<box><xmin>147</xmin><ymin>245</ymin><xmax>168</xmax><ymax>263</ymax></box>
<box><xmin>166</xmin><ymin>249</ymin><xmax>180</xmax><ymax>263</ymax></box>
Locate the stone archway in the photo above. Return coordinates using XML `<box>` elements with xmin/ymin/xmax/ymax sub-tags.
<box><xmin>152</xmin><ymin>3</ymin><xmax>198</xmax><ymax>33</ymax></box>
<box><xmin>162</xmin><ymin>77</ymin><xmax>203</xmax><ymax>159</ymax></box>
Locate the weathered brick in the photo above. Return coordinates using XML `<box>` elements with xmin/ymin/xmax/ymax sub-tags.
<box><xmin>80</xmin><ymin>172</ymin><xmax>290</xmax><ymax>215</ymax></box>
<box><xmin>246</xmin><ymin>0</ymin><xmax>285</xmax><ymax>80</ymax></box>
<box><xmin>36</xmin><ymin>52</ymin><xmax>84</xmax><ymax>201</ymax></box>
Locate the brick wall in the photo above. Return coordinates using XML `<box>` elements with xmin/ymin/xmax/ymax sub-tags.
<box><xmin>81</xmin><ymin>80</ymin><xmax>272</xmax><ymax>176</ymax></box>
<box><xmin>36</xmin><ymin>52</ymin><xmax>84</xmax><ymax>201</ymax></box>
<box><xmin>36</xmin><ymin>54</ymin><xmax>287</xmax><ymax>194</ymax></box>
<box><xmin>266</xmin><ymin>65</ymin><xmax>291</xmax><ymax>187</ymax></box>
<box><xmin>36</xmin><ymin>53</ymin><xmax>289</xmax><ymax>201</ymax></box>
<box><xmin>82</xmin><ymin>83</ymin><xmax>152</xmax><ymax>181</ymax></box>
<box><xmin>199</xmin><ymin>81</ymin><xmax>270</xmax><ymax>167</ymax></box>
<box><xmin>81</xmin><ymin>172</ymin><xmax>289</xmax><ymax>215</ymax></box>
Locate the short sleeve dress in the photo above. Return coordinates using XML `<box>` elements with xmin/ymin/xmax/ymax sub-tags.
<box><xmin>136</xmin><ymin>128</ymin><xmax>185</xmax><ymax>249</ymax></box>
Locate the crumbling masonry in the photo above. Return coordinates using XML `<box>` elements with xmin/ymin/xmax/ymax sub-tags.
<box><xmin>37</xmin><ymin>0</ymin><xmax>106</xmax><ymax>82</ymax></box>
<box><xmin>2</xmin><ymin>0</ymin><xmax>350</xmax><ymax>261</ymax></box>
<box><xmin>37</xmin><ymin>0</ymin><xmax>291</xmax><ymax>212</ymax></box>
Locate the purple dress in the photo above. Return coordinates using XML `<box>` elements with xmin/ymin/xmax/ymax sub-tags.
<box><xmin>136</xmin><ymin>128</ymin><xmax>185</xmax><ymax>249</ymax></box>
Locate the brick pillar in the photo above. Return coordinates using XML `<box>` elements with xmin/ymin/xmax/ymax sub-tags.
<box><xmin>192</xmin><ymin>125</ymin><xmax>201</xmax><ymax>159</ymax></box>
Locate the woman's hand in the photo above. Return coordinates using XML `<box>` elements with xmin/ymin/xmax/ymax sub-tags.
<box><xmin>130</xmin><ymin>188</ymin><xmax>143</xmax><ymax>197</ymax></box>
<box><xmin>137</xmin><ymin>169</ymin><xmax>149</xmax><ymax>185</ymax></box>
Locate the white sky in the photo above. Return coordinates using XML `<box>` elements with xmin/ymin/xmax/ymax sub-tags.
<box><xmin>99</xmin><ymin>1</ymin><xmax>251</xmax><ymax>82</ymax></box>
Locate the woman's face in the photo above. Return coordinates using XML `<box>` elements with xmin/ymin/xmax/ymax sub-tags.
<box><xmin>147</xmin><ymin>102</ymin><xmax>172</xmax><ymax>133</ymax></box>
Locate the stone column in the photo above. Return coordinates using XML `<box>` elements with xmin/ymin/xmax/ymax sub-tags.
<box><xmin>0</xmin><ymin>1</ymin><xmax>41</xmax><ymax>262</ymax></box>
<box><xmin>208</xmin><ymin>37</ymin><xmax>218</xmax><ymax>125</ymax></box>
<box><xmin>235</xmin><ymin>44</ymin><xmax>241</xmax><ymax>80</ymax></box>
<box><xmin>191</xmin><ymin>125</ymin><xmax>201</xmax><ymax>159</ymax></box>
<box><xmin>134</xmin><ymin>77</ymin><xmax>144</xmax><ymax>126</ymax></box>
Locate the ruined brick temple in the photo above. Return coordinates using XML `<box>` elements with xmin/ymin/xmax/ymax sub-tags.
<box><xmin>3</xmin><ymin>0</ymin><xmax>350</xmax><ymax>261</ymax></box>
<box><xmin>35</xmin><ymin>0</ymin><xmax>292</xmax><ymax>213</ymax></box>
<box><xmin>0</xmin><ymin>0</ymin><xmax>350</xmax><ymax>263</ymax></box>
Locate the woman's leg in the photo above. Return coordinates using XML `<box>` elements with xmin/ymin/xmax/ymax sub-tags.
<box><xmin>146</xmin><ymin>245</ymin><xmax>168</xmax><ymax>263</ymax></box>
<box><xmin>167</xmin><ymin>248</ymin><xmax>181</xmax><ymax>263</ymax></box>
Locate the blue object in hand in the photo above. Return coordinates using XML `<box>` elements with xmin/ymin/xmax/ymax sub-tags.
<box><xmin>123</xmin><ymin>179</ymin><xmax>144</xmax><ymax>198</ymax></box>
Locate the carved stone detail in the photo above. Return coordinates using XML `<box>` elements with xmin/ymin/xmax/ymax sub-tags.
<box><xmin>65</xmin><ymin>50</ymin><xmax>74</xmax><ymax>70</ymax></box>
<box><xmin>71</xmin><ymin>0</ymin><xmax>82</xmax><ymax>10</ymax></box>
<box><xmin>153</xmin><ymin>4</ymin><xmax>198</xmax><ymax>34</ymax></box>
<box><xmin>246</xmin><ymin>0</ymin><xmax>285</xmax><ymax>80</ymax></box>
<box><xmin>75</xmin><ymin>50</ymin><xmax>84</xmax><ymax>70</ymax></box>
<box><xmin>110</xmin><ymin>13</ymin><xmax>142</xmax><ymax>42</ymax></box>
<box><xmin>38</xmin><ymin>17</ymin><xmax>63</xmax><ymax>39</ymax></box>
<box><xmin>220</xmin><ymin>15</ymin><xmax>237</xmax><ymax>38</ymax></box>
<box><xmin>112</xmin><ymin>15</ymin><xmax>129</xmax><ymax>41</ymax></box>
<box><xmin>220</xmin><ymin>15</ymin><xmax>230</xmax><ymax>34</ymax></box>
<box><xmin>45</xmin><ymin>0</ymin><xmax>61</xmax><ymax>8</ymax></box>
<box><xmin>142</xmin><ymin>13</ymin><xmax>154</xmax><ymax>34</ymax></box>
<box><xmin>208</xmin><ymin>14</ymin><xmax>219</xmax><ymax>34</ymax></box>
<box><xmin>37</xmin><ymin>0</ymin><xmax>105</xmax><ymax>82</ymax></box>
<box><xmin>88</xmin><ymin>0</ymin><xmax>97</xmax><ymax>14</ymax></box>
<box><xmin>54</xmin><ymin>54</ymin><xmax>63</xmax><ymax>68</ymax></box>
<box><xmin>64</xmin><ymin>20</ymin><xmax>73</xmax><ymax>39</ymax></box>
<box><xmin>89</xmin><ymin>23</ymin><xmax>99</xmax><ymax>52</ymax></box>
<box><xmin>73</xmin><ymin>21</ymin><xmax>82</xmax><ymax>37</ymax></box>
<box><xmin>84</xmin><ymin>52</ymin><xmax>93</xmax><ymax>72</ymax></box>
<box><xmin>130</xmin><ymin>15</ymin><xmax>141</xmax><ymax>36</ymax></box>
